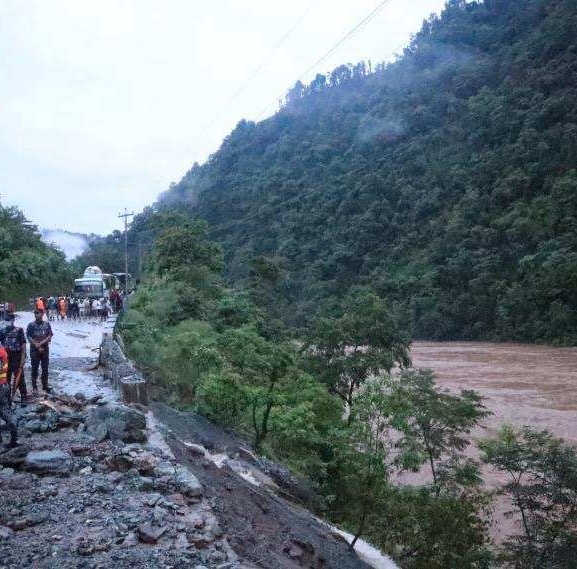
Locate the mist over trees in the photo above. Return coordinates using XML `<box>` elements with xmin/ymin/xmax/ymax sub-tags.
<box><xmin>0</xmin><ymin>202</ymin><xmax>71</xmax><ymax>303</ymax></box>
<box><xmin>151</xmin><ymin>0</ymin><xmax>577</xmax><ymax>344</ymax></box>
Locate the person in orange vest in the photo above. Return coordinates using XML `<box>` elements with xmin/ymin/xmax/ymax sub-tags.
<box><xmin>0</xmin><ymin>345</ymin><xmax>18</xmax><ymax>447</ymax></box>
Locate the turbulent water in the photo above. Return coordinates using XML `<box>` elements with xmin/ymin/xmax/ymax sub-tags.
<box><xmin>410</xmin><ymin>341</ymin><xmax>577</xmax><ymax>540</ymax></box>
<box><xmin>411</xmin><ymin>341</ymin><xmax>577</xmax><ymax>442</ymax></box>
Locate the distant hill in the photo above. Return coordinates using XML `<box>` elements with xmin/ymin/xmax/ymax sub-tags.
<box><xmin>156</xmin><ymin>0</ymin><xmax>577</xmax><ymax>344</ymax></box>
<box><xmin>41</xmin><ymin>229</ymin><xmax>89</xmax><ymax>261</ymax></box>
<box><xmin>0</xmin><ymin>205</ymin><xmax>71</xmax><ymax>302</ymax></box>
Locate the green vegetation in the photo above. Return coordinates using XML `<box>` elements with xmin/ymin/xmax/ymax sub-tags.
<box><xmin>0</xmin><ymin>202</ymin><xmax>71</xmax><ymax>305</ymax></box>
<box><xmin>150</xmin><ymin>0</ymin><xmax>577</xmax><ymax>344</ymax></box>
<box><xmin>117</xmin><ymin>210</ymin><xmax>577</xmax><ymax>567</ymax></box>
<box><xmin>480</xmin><ymin>426</ymin><xmax>577</xmax><ymax>568</ymax></box>
<box><xmin>79</xmin><ymin>0</ymin><xmax>577</xmax><ymax>565</ymax></box>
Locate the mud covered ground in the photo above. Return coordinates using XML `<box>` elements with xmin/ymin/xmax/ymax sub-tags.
<box><xmin>0</xmin><ymin>314</ymin><xmax>378</xmax><ymax>569</ymax></box>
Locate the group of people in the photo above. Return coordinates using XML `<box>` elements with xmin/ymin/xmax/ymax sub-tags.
<box><xmin>32</xmin><ymin>296</ymin><xmax>114</xmax><ymax>322</ymax></box>
<box><xmin>0</xmin><ymin>309</ymin><xmax>53</xmax><ymax>448</ymax></box>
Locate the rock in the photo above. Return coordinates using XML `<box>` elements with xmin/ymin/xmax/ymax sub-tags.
<box><xmin>137</xmin><ymin>476</ymin><xmax>155</xmax><ymax>491</ymax></box>
<box><xmin>88</xmin><ymin>423</ymin><xmax>108</xmax><ymax>443</ymax></box>
<box><xmin>175</xmin><ymin>533</ymin><xmax>189</xmax><ymax>550</ymax></box>
<box><xmin>184</xmin><ymin>443</ymin><xmax>207</xmax><ymax>457</ymax></box>
<box><xmin>0</xmin><ymin>526</ymin><xmax>14</xmax><ymax>539</ymax></box>
<box><xmin>79</xmin><ymin>466</ymin><xmax>93</xmax><ymax>475</ymax></box>
<box><xmin>174</xmin><ymin>467</ymin><xmax>204</xmax><ymax>498</ymax></box>
<box><xmin>0</xmin><ymin>467</ymin><xmax>15</xmax><ymax>477</ymax></box>
<box><xmin>107</xmin><ymin>471</ymin><xmax>124</xmax><ymax>484</ymax></box>
<box><xmin>24</xmin><ymin>419</ymin><xmax>50</xmax><ymax>433</ymax></box>
<box><xmin>122</xmin><ymin>532</ymin><xmax>138</xmax><ymax>547</ymax></box>
<box><xmin>0</xmin><ymin>446</ymin><xmax>28</xmax><ymax>468</ymax></box>
<box><xmin>70</xmin><ymin>445</ymin><xmax>92</xmax><ymax>457</ymax></box>
<box><xmin>138</xmin><ymin>524</ymin><xmax>168</xmax><ymax>544</ymax></box>
<box><xmin>85</xmin><ymin>404</ymin><xmax>147</xmax><ymax>443</ymax></box>
<box><xmin>145</xmin><ymin>493</ymin><xmax>163</xmax><ymax>507</ymax></box>
<box><xmin>24</xmin><ymin>450</ymin><xmax>72</xmax><ymax>476</ymax></box>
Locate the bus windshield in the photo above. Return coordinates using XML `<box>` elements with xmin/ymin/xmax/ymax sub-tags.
<box><xmin>74</xmin><ymin>282</ymin><xmax>104</xmax><ymax>296</ymax></box>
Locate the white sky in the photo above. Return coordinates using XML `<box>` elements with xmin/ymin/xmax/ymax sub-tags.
<box><xmin>0</xmin><ymin>0</ymin><xmax>445</xmax><ymax>234</ymax></box>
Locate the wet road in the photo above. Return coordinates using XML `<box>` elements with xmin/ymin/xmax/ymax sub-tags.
<box><xmin>411</xmin><ymin>341</ymin><xmax>577</xmax><ymax>442</ymax></box>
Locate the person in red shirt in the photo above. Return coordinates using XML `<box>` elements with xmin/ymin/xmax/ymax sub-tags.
<box><xmin>0</xmin><ymin>346</ymin><xmax>18</xmax><ymax>447</ymax></box>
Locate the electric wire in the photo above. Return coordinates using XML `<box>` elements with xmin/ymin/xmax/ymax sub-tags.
<box><xmin>176</xmin><ymin>0</ymin><xmax>318</xmax><ymax>165</ymax></box>
<box><xmin>254</xmin><ymin>0</ymin><xmax>397</xmax><ymax>120</ymax></box>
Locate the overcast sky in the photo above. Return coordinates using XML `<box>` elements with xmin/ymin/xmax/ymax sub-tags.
<box><xmin>0</xmin><ymin>0</ymin><xmax>445</xmax><ymax>235</ymax></box>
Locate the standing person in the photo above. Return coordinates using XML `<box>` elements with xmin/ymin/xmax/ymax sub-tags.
<box><xmin>91</xmin><ymin>298</ymin><xmax>99</xmax><ymax>320</ymax></box>
<box><xmin>0</xmin><ymin>313</ymin><xmax>27</xmax><ymax>405</ymax></box>
<box><xmin>35</xmin><ymin>297</ymin><xmax>44</xmax><ymax>313</ymax></box>
<box><xmin>26</xmin><ymin>309</ymin><xmax>53</xmax><ymax>394</ymax></box>
<box><xmin>100</xmin><ymin>298</ymin><xmax>110</xmax><ymax>322</ymax></box>
<box><xmin>0</xmin><ymin>345</ymin><xmax>18</xmax><ymax>447</ymax></box>
<box><xmin>83</xmin><ymin>297</ymin><xmax>91</xmax><ymax>320</ymax></box>
<box><xmin>58</xmin><ymin>296</ymin><xmax>67</xmax><ymax>321</ymax></box>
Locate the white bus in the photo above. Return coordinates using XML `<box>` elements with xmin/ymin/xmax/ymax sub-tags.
<box><xmin>73</xmin><ymin>266</ymin><xmax>109</xmax><ymax>299</ymax></box>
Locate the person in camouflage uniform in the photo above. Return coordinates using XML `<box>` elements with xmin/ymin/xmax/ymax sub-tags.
<box><xmin>0</xmin><ymin>345</ymin><xmax>17</xmax><ymax>447</ymax></box>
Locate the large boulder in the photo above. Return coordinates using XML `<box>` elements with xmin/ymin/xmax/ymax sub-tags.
<box><xmin>153</xmin><ymin>462</ymin><xmax>204</xmax><ymax>498</ymax></box>
<box><xmin>85</xmin><ymin>403</ymin><xmax>147</xmax><ymax>443</ymax></box>
<box><xmin>24</xmin><ymin>450</ymin><xmax>72</xmax><ymax>476</ymax></box>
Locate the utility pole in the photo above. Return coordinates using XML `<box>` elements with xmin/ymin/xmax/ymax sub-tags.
<box><xmin>118</xmin><ymin>208</ymin><xmax>134</xmax><ymax>293</ymax></box>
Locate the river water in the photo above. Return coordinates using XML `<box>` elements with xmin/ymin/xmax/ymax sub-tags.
<box><xmin>411</xmin><ymin>341</ymin><xmax>577</xmax><ymax>443</ymax></box>
<box><xmin>411</xmin><ymin>341</ymin><xmax>577</xmax><ymax>540</ymax></box>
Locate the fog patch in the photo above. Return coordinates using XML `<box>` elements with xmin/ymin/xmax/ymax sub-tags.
<box><xmin>357</xmin><ymin>114</ymin><xmax>406</xmax><ymax>143</ymax></box>
<box><xmin>41</xmin><ymin>229</ymin><xmax>88</xmax><ymax>260</ymax></box>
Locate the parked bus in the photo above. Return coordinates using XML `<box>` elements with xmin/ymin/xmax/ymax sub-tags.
<box><xmin>74</xmin><ymin>266</ymin><xmax>109</xmax><ymax>299</ymax></box>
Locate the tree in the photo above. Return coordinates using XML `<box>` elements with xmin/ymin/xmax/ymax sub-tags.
<box><xmin>329</xmin><ymin>377</ymin><xmax>396</xmax><ymax>550</ymax></box>
<box><xmin>391</xmin><ymin>369</ymin><xmax>489</xmax><ymax>493</ymax></box>
<box><xmin>304</xmin><ymin>289</ymin><xmax>411</xmax><ymax>412</ymax></box>
<box><xmin>480</xmin><ymin>426</ymin><xmax>577</xmax><ymax>567</ymax></box>
<box><xmin>152</xmin><ymin>221</ymin><xmax>224</xmax><ymax>285</ymax></box>
<box><xmin>216</xmin><ymin>326</ymin><xmax>293</xmax><ymax>451</ymax></box>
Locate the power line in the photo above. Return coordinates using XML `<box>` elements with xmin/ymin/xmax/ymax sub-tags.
<box><xmin>255</xmin><ymin>0</ymin><xmax>397</xmax><ymax>120</ymax></box>
<box><xmin>176</xmin><ymin>0</ymin><xmax>318</xmax><ymax>165</ymax></box>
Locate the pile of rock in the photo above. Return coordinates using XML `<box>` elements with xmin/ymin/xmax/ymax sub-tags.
<box><xmin>0</xmin><ymin>396</ymin><xmax>249</xmax><ymax>568</ymax></box>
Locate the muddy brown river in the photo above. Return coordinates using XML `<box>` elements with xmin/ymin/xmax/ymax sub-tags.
<box><xmin>410</xmin><ymin>341</ymin><xmax>577</xmax><ymax>540</ymax></box>
<box><xmin>411</xmin><ymin>341</ymin><xmax>577</xmax><ymax>442</ymax></box>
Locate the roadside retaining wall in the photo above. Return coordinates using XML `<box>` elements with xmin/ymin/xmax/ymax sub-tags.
<box><xmin>100</xmin><ymin>333</ymin><xmax>148</xmax><ymax>405</ymax></box>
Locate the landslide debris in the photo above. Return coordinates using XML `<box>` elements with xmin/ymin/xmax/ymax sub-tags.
<box><xmin>0</xmin><ymin>394</ymin><xmax>247</xmax><ymax>568</ymax></box>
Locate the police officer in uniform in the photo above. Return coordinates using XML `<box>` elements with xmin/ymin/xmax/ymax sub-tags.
<box><xmin>26</xmin><ymin>309</ymin><xmax>53</xmax><ymax>394</ymax></box>
<box><xmin>0</xmin><ymin>313</ymin><xmax>27</xmax><ymax>405</ymax></box>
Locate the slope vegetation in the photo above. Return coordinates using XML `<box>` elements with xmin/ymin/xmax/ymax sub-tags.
<box><xmin>160</xmin><ymin>0</ymin><xmax>577</xmax><ymax>343</ymax></box>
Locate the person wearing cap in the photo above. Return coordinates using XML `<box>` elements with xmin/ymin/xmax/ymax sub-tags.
<box><xmin>0</xmin><ymin>313</ymin><xmax>27</xmax><ymax>405</ymax></box>
<box><xmin>0</xmin><ymin>345</ymin><xmax>18</xmax><ymax>447</ymax></box>
<box><xmin>26</xmin><ymin>309</ymin><xmax>53</xmax><ymax>394</ymax></box>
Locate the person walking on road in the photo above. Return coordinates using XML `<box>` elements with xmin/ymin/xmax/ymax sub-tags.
<box><xmin>26</xmin><ymin>309</ymin><xmax>53</xmax><ymax>394</ymax></box>
<box><xmin>0</xmin><ymin>313</ymin><xmax>27</xmax><ymax>405</ymax></box>
<box><xmin>0</xmin><ymin>345</ymin><xmax>18</xmax><ymax>447</ymax></box>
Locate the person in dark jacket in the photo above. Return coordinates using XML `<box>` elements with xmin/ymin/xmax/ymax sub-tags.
<box><xmin>26</xmin><ymin>309</ymin><xmax>53</xmax><ymax>394</ymax></box>
<box><xmin>0</xmin><ymin>313</ymin><xmax>27</xmax><ymax>405</ymax></box>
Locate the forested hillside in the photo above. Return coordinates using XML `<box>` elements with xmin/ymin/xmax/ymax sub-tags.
<box><xmin>156</xmin><ymin>0</ymin><xmax>577</xmax><ymax>344</ymax></box>
<box><xmin>0</xmin><ymin>202</ymin><xmax>71</xmax><ymax>303</ymax></box>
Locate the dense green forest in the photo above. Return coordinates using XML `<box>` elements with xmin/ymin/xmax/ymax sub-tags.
<box><xmin>0</xmin><ymin>202</ymin><xmax>71</xmax><ymax>305</ymax></box>
<box><xmin>119</xmin><ymin>210</ymin><xmax>577</xmax><ymax>568</ymax></box>
<box><xmin>144</xmin><ymin>0</ymin><xmax>576</xmax><ymax>344</ymax></box>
